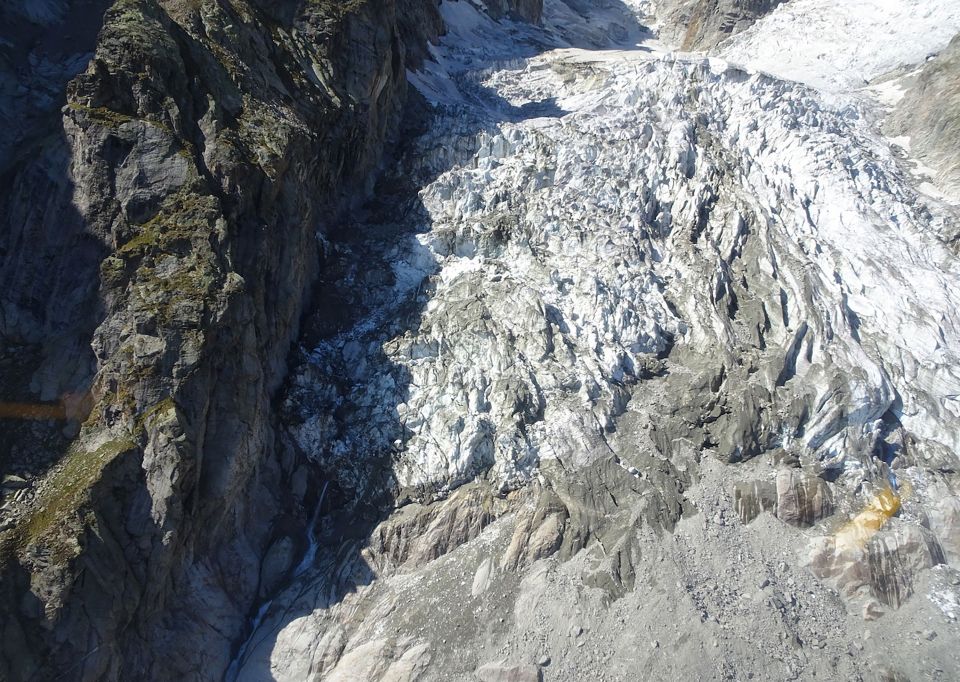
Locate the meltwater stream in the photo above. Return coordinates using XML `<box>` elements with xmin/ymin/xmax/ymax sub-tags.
<box><xmin>225</xmin><ymin>483</ymin><xmax>328</xmax><ymax>681</ymax></box>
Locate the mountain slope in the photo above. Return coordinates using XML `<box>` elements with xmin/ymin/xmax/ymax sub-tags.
<box><xmin>888</xmin><ymin>34</ymin><xmax>960</xmax><ymax>200</ymax></box>
<box><xmin>1</xmin><ymin>1</ymin><xmax>959</xmax><ymax>681</ymax></box>
<box><xmin>0</xmin><ymin>0</ymin><xmax>448</xmax><ymax>678</ymax></box>
<box><xmin>229</xmin><ymin>1</ymin><xmax>960</xmax><ymax>680</ymax></box>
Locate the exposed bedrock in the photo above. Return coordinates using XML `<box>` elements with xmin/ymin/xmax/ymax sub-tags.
<box><xmin>0</xmin><ymin>0</ymin><xmax>510</xmax><ymax>677</ymax></box>
<box><xmin>888</xmin><ymin>33</ymin><xmax>960</xmax><ymax>204</ymax></box>
<box><xmin>651</xmin><ymin>0</ymin><xmax>786</xmax><ymax>50</ymax></box>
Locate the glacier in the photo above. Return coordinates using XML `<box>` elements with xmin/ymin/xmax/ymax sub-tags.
<box><xmin>232</xmin><ymin>0</ymin><xmax>960</xmax><ymax>679</ymax></box>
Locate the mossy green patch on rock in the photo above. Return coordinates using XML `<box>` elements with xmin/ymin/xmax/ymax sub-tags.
<box><xmin>130</xmin><ymin>260</ymin><xmax>218</xmax><ymax>328</ymax></box>
<box><xmin>2</xmin><ymin>393</ymin><xmax>176</xmax><ymax>562</ymax></box>
<box><xmin>66</xmin><ymin>102</ymin><xmax>137</xmax><ymax>128</ymax></box>
<box><xmin>13</xmin><ymin>437</ymin><xmax>138</xmax><ymax>562</ymax></box>
<box><xmin>99</xmin><ymin>255</ymin><xmax>129</xmax><ymax>286</ymax></box>
<box><xmin>66</xmin><ymin>103</ymin><xmax>184</xmax><ymax>141</ymax></box>
<box><xmin>136</xmin><ymin>396</ymin><xmax>177</xmax><ymax>431</ymax></box>
<box><xmin>119</xmin><ymin>188</ymin><xmax>220</xmax><ymax>257</ymax></box>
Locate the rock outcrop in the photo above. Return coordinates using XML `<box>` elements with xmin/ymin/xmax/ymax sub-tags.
<box><xmin>734</xmin><ymin>468</ymin><xmax>834</xmax><ymax>527</ymax></box>
<box><xmin>888</xmin><ymin>33</ymin><xmax>960</xmax><ymax>200</ymax></box>
<box><xmin>0</xmin><ymin>0</ymin><xmax>458</xmax><ymax>678</ymax></box>
<box><xmin>652</xmin><ymin>0</ymin><xmax>785</xmax><ymax>50</ymax></box>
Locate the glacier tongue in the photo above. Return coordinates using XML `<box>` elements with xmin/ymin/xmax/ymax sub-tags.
<box><xmin>294</xmin><ymin>4</ymin><xmax>960</xmax><ymax>496</ymax></box>
<box><xmin>243</xmin><ymin>1</ymin><xmax>960</xmax><ymax>679</ymax></box>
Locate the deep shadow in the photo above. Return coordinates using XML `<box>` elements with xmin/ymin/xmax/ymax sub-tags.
<box><xmin>0</xmin><ymin>0</ymin><xmax>109</xmax><ymax>485</ymax></box>
<box><xmin>227</xmin><ymin>0</ymin><xmax>652</xmax><ymax>677</ymax></box>
<box><xmin>0</xmin><ymin>3</ymin><xmax>116</xmax><ymax>680</ymax></box>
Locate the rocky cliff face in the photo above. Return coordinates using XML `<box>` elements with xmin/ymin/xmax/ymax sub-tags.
<box><xmin>651</xmin><ymin>0</ymin><xmax>785</xmax><ymax>49</ymax></box>
<box><xmin>889</xmin><ymin>33</ymin><xmax>960</xmax><ymax>201</ymax></box>
<box><xmin>0</xmin><ymin>0</ymin><xmax>471</xmax><ymax>678</ymax></box>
